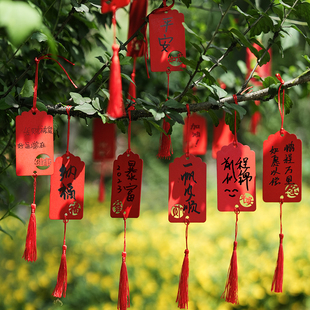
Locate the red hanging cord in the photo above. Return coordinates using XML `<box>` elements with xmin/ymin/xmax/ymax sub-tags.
<box><xmin>176</xmin><ymin>219</ymin><xmax>190</xmax><ymax>309</ymax></box>
<box><xmin>22</xmin><ymin>173</ymin><xmax>38</xmax><ymax>262</ymax></box>
<box><xmin>185</xmin><ymin>104</ymin><xmax>190</xmax><ymax>158</ymax></box>
<box><xmin>152</xmin><ymin>0</ymin><xmax>175</xmax><ymax>14</ymax></box>
<box><xmin>127</xmin><ymin>106</ymin><xmax>135</xmax><ymax>153</ymax></box>
<box><xmin>222</xmin><ymin>208</ymin><xmax>239</xmax><ymax>304</ymax></box>
<box><xmin>66</xmin><ymin>106</ymin><xmax>72</xmax><ymax>155</ymax></box>
<box><xmin>32</xmin><ymin>55</ymin><xmax>77</xmax><ymax>113</ymax></box>
<box><xmin>275</xmin><ymin>73</ymin><xmax>285</xmax><ymax>135</ymax></box>
<box><xmin>53</xmin><ymin>216</ymin><xmax>68</xmax><ymax>298</ymax></box>
<box><xmin>118</xmin><ymin>209</ymin><xmax>131</xmax><ymax>310</ymax></box>
<box><xmin>271</xmin><ymin>199</ymin><xmax>284</xmax><ymax>293</ymax></box>
<box><xmin>233</xmin><ymin>94</ymin><xmax>239</xmax><ymax>147</ymax></box>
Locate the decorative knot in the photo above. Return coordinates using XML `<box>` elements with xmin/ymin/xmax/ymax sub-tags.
<box><xmin>233</xmin><ymin>241</ymin><xmax>238</xmax><ymax>250</ymax></box>
<box><xmin>35</xmin><ymin>57</ymin><xmax>39</xmax><ymax>64</ymax></box>
<box><xmin>279</xmin><ymin>233</ymin><xmax>284</xmax><ymax>241</ymax></box>
<box><xmin>31</xmin><ymin>203</ymin><xmax>36</xmax><ymax>213</ymax></box>
<box><xmin>184</xmin><ymin>249</ymin><xmax>189</xmax><ymax>255</ymax></box>
<box><xmin>122</xmin><ymin>252</ymin><xmax>127</xmax><ymax>258</ymax></box>
<box><xmin>31</xmin><ymin>107</ymin><xmax>38</xmax><ymax>114</ymax></box>
<box><xmin>112</xmin><ymin>43</ymin><xmax>119</xmax><ymax>52</ymax></box>
<box><xmin>275</xmin><ymin>73</ymin><xmax>284</xmax><ymax>84</ymax></box>
<box><xmin>62</xmin><ymin>245</ymin><xmax>67</xmax><ymax>252</ymax></box>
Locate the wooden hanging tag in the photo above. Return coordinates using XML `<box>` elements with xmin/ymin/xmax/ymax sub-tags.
<box><xmin>169</xmin><ymin>154</ymin><xmax>206</xmax><ymax>223</ymax></box>
<box><xmin>50</xmin><ymin>153</ymin><xmax>85</xmax><ymax>220</ymax></box>
<box><xmin>111</xmin><ymin>151</ymin><xmax>143</xmax><ymax>218</ymax></box>
<box><xmin>93</xmin><ymin>120</ymin><xmax>116</xmax><ymax>161</ymax></box>
<box><xmin>217</xmin><ymin>142</ymin><xmax>256</xmax><ymax>212</ymax></box>
<box><xmin>263</xmin><ymin>130</ymin><xmax>302</xmax><ymax>202</ymax></box>
<box><xmin>183</xmin><ymin>113</ymin><xmax>207</xmax><ymax>155</ymax></box>
<box><xmin>149</xmin><ymin>9</ymin><xmax>186</xmax><ymax>72</ymax></box>
<box><xmin>16</xmin><ymin>110</ymin><xmax>54</xmax><ymax>176</ymax></box>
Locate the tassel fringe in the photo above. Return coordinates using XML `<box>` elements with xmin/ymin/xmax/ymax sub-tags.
<box><xmin>176</xmin><ymin>249</ymin><xmax>189</xmax><ymax>309</ymax></box>
<box><xmin>271</xmin><ymin>233</ymin><xmax>284</xmax><ymax>293</ymax></box>
<box><xmin>22</xmin><ymin>203</ymin><xmax>37</xmax><ymax>262</ymax></box>
<box><xmin>118</xmin><ymin>251</ymin><xmax>130</xmax><ymax>310</ymax></box>
<box><xmin>53</xmin><ymin>245</ymin><xmax>68</xmax><ymax>298</ymax></box>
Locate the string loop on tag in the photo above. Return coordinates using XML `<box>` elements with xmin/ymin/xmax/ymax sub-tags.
<box><xmin>185</xmin><ymin>104</ymin><xmax>190</xmax><ymax>158</ymax></box>
<box><xmin>233</xmin><ymin>95</ymin><xmax>239</xmax><ymax>147</ymax></box>
<box><xmin>275</xmin><ymin>73</ymin><xmax>285</xmax><ymax>135</ymax></box>
<box><xmin>152</xmin><ymin>0</ymin><xmax>175</xmax><ymax>13</ymax></box>
<box><xmin>33</xmin><ymin>54</ymin><xmax>77</xmax><ymax>112</ymax></box>
<box><xmin>66</xmin><ymin>106</ymin><xmax>72</xmax><ymax>155</ymax></box>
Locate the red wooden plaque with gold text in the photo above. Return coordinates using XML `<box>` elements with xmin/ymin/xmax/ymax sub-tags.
<box><xmin>110</xmin><ymin>151</ymin><xmax>143</xmax><ymax>218</ymax></box>
<box><xmin>217</xmin><ymin>142</ymin><xmax>256</xmax><ymax>212</ymax></box>
<box><xmin>263</xmin><ymin>131</ymin><xmax>302</xmax><ymax>202</ymax></box>
<box><xmin>169</xmin><ymin>154</ymin><xmax>206</xmax><ymax>223</ymax></box>
<box><xmin>16</xmin><ymin>110</ymin><xmax>54</xmax><ymax>176</ymax></box>
<box><xmin>50</xmin><ymin>153</ymin><xmax>85</xmax><ymax>220</ymax></box>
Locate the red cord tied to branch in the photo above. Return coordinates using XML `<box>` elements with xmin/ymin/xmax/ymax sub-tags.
<box><xmin>271</xmin><ymin>199</ymin><xmax>284</xmax><ymax>293</ymax></box>
<box><xmin>23</xmin><ymin>173</ymin><xmax>37</xmax><ymax>262</ymax></box>
<box><xmin>53</xmin><ymin>217</ymin><xmax>69</xmax><ymax>298</ymax></box>
<box><xmin>32</xmin><ymin>54</ymin><xmax>77</xmax><ymax>113</ymax></box>
<box><xmin>176</xmin><ymin>219</ymin><xmax>190</xmax><ymax>309</ymax></box>
<box><xmin>222</xmin><ymin>208</ymin><xmax>239</xmax><ymax>305</ymax></box>
<box><xmin>152</xmin><ymin>0</ymin><xmax>175</xmax><ymax>14</ymax></box>
<box><xmin>275</xmin><ymin>73</ymin><xmax>285</xmax><ymax>135</ymax></box>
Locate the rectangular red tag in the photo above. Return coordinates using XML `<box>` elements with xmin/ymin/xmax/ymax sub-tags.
<box><xmin>149</xmin><ymin>9</ymin><xmax>186</xmax><ymax>72</ymax></box>
<box><xmin>93</xmin><ymin>120</ymin><xmax>116</xmax><ymax>161</ymax></box>
<box><xmin>16</xmin><ymin>110</ymin><xmax>54</xmax><ymax>176</ymax></box>
<box><xmin>110</xmin><ymin>151</ymin><xmax>143</xmax><ymax>218</ymax></box>
<box><xmin>49</xmin><ymin>153</ymin><xmax>85</xmax><ymax>220</ymax></box>
<box><xmin>169</xmin><ymin>154</ymin><xmax>206</xmax><ymax>223</ymax></box>
<box><xmin>183</xmin><ymin>113</ymin><xmax>207</xmax><ymax>155</ymax></box>
<box><xmin>263</xmin><ymin>131</ymin><xmax>302</xmax><ymax>202</ymax></box>
<box><xmin>217</xmin><ymin>142</ymin><xmax>256</xmax><ymax>212</ymax></box>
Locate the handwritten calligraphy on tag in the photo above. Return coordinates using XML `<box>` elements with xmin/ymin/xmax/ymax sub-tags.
<box><xmin>93</xmin><ymin>120</ymin><xmax>116</xmax><ymax>161</ymax></box>
<box><xmin>50</xmin><ymin>153</ymin><xmax>85</xmax><ymax>220</ymax></box>
<box><xmin>263</xmin><ymin>131</ymin><xmax>302</xmax><ymax>202</ymax></box>
<box><xmin>16</xmin><ymin>110</ymin><xmax>54</xmax><ymax>176</ymax></box>
<box><xmin>169</xmin><ymin>154</ymin><xmax>206</xmax><ymax>223</ymax></box>
<box><xmin>111</xmin><ymin>151</ymin><xmax>143</xmax><ymax>218</ymax></box>
<box><xmin>149</xmin><ymin>10</ymin><xmax>186</xmax><ymax>72</ymax></box>
<box><xmin>183</xmin><ymin>113</ymin><xmax>207</xmax><ymax>155</ymax></box>
<box><xmin>217</xmin><ymin>143</ymin><xmax>256</xmax><ymax>212</ymax></box>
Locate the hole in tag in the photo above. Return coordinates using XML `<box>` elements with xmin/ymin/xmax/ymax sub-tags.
<box><xmin>34</xmin><ymin>154</ymin><xmax>52</xmax><ymax>170</ymax></box>
<box><xmin>168</xmin><ymin>51</ymin><xmax>183</xmax><ymax>67</ymax></box>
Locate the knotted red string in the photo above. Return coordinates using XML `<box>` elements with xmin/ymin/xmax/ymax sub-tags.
<box><xmin>118</xmin><ymin>208</ymin><xmax>131</xmax><ymax>310</ymax></box>
<box><xmin>271</xmin><ymin>199</ymin><xmax>284</xmax><ymax>293</ymax></box>
<box><xmin>275</xmin><ymin>73</ymin><xmax>285</xmax><ymax>135</ymax></box>
<box><xmin>23</xmin><ymin>173</ymin><xmax>37</xmax><ymax>262</ymax></box>
<box><xmin>53</xmin><ymin>217</ymin><xmax>68</xmax><ymax>298</ymax></box>
<box><xmin>222</xmin><ymin>208</ymin><xmax>239</xmax><ymax>304</ymax></box>
<box><xmin>32</xmin><ymin>54</ymin><xmax>77</xmax><ymax>113</ymax></box>
<box><xmin>176</xmin><ymin>219</ymin><xmax>190</xmax><ymax>309</ymax></box>
<box><xmin>152</xmin><ymin>0</ymin><xmax>175</xmax><ymax>13</ymax></box>
<box><xmin>233</xmin><ymin>94</ymin><xmax>239</xmax><ymax>147</ymax></box>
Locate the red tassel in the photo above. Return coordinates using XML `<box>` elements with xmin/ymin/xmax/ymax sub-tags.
<box><xmin>118</xmin><ymin>251</ymin><xmax>130</xmax><ymax>310</ymax></box>
<box><xmin>176</xmin><ymin>249</ymin><xmax>189</xmax><ymax>309</ymax></box>
<box><xmin>99</xmin><ymin>173</ymin><xmax>105</xmax><ymax>202</ymax></box>
<box><xmin>22</xmin><ymin>203</ymin><xmax>37</xmax><ymax>262</ymax></box>
<box><xmin>271</xmin><ymin>233</ymin><xmax>284</xmax><ymax>293</ymax></box>
<box><xmin>107</xmin><ymin>44</ymin><xmax>125</xmax><ymax>120</ymax></box>
<box><xmin>222</xmin><ymin>241</ymin><xmax>238</xmax><ymax>304</ymax></box>
<box><xmin>53</xmin><ymin>245</ymin><xmax>68</xmax><ymax>298</ymax></box>
<box><xmin>157</xmin><ymin>118</ymin><xmax>172</xmax><ymax>159</ymax></box>
<box><xmin>127</xmin><ymin>67</ymin><xmax>136</xmax><ymax>101</ymax></box>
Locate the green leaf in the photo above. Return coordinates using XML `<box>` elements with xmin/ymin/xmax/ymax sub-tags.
<box><xmin>182</xmin><ymin>22</ymin><xmax>202</xmax><ymax>42</ymax></box>
<box><xmin>190</xmin><ymin>42</ymin><xmax>202</xmax><ymax>53</ymax></box>
<box><xmin>233</xmin><ymin>5</ymin><xmax>252</xmax><ymax>18</ymax></box>
<box><xmin>148</xmin><ymin>120</ymin><xmax>167</xmax><ymax>135</ymax></box>
<box><xmin>97</xmin><ymin>112</ymin><xmax>108</xmax><ymax>124</ymax></box>
<box><xmin>225</xmin><ymin>109</ymin><xmax>240</xmax><ymax>133</ymax></box>
<box><xmin>144</xmin><ymin>92</ymin><xmax>160</xmax><ymax>105</ymax></box>
<box><xmin>74</xmin><ymin>103</ymin><xmax>97</xmax><ymax>115</ymax></box>
<box><xmin>230</xmin><ymin>28</ymin><xmax>259</xmax><ymax>57</ymax></box>
<box><xmin>36</xmin><ymin>101</ymin><xmax>48</xmax><ymax>112</ymax></box>
<box><xmin>275</xmin><ymin>93</ymin><xmax>293</xmax><ymax>115</ymax></box>
<box><xmin>149</xmin><ymin>109</ymin><xmax>165</xmax><ymax>121</ymax></box>
<box><xmin>223</xmin><ymin>102</ymin><xmax>246</xmax><ymax>119</ymax></box>
<box><xmin>0</xmin><ymin>1</ymin><xmax>42</xmax><ymax>46</ymax></box>
<box><xmin>31</xmin><ymin>32</ymin><xmax>47</xmax><ymax>42</ymax></box>
<box><xmin>116</xmin><ymin>120</ymin><xmax>126</xmax><ymax>134</ymax></box>
<box><xmin>0</xmin><ymin>226</ymin><xmax>13</xmax><ymax>239</ymax></box>
<box><xmin>207</xmin><ymin>110</ymin><xmax>219</xmax><ymax>126</ymax></box>
<box><xmin>143</xmin><ymin>120</ymin><xmax>152</xmax><ymax>136</ymax></box>
<box><xmin>92</xmin><ymin>98</ymin><xmax>101</xmax><ymax>110</ymax></box>
<box><xmin>262</xmin><ymin>76</ymin><xmax>278</xmax><ymax>88</ymax></box>
<box><xmin>181</xmin><ymin>0</ymin><xmax>191</xmax><ymax>8</ymax></box>
<box><xmin>180</xmin><ymin>57</ymin><xmax>198</xmax><ymax>70</ymax></box>
<box><xmin>70</xmin><ymin>92</ymin><xmax>91</xmax><ymax>105</ymax></box>
<box><xmin>272</xmin><ymin>5</ymin><xmax>283</xmax><ymax>21</ymax></box>
<box><xmin>119</xmin><ymin>56</ymin><xmax>133</xmax><ymax>66</ymax></box>
<box><xmin>164</xmin><ymin>99</ymin><xmax>184</xmax><ymax>109</ymax></box>
<box><xmin>0</xmin><ymin>99</ymin><xmax>12</xmax><ymax>110</ymax></box>
<box><xmin>74</xmin><ymin>3</ymin><xmax>89</xmax><ymax>13</ymax></box>
<box><xmin>166</xmin><ymin>110</ymin><xmax>184</xmax><ymax>124</ymax></box>
<box><xmin>99</xmin><ymin>88</ymin><xmax>110</xmax><ymax>100</ymax></box>
<box><xmin>268</xmin><ymin>84</ymin><xmax>279</xmax><ymax>97</ymax></box>
<box><xmin>20</xmin><ymin>79</ymin><xmax>34</xmax><ymax>98</ymax></box>
<box><xmin>250</xmin><ymin>14</ymin><xmax>274</xmax><ymax>37</ymax></box>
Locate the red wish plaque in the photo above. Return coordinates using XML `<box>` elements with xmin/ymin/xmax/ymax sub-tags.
<box><xmin>50</xmin><ymin>153</ymin><xmax>85</xmax><ymax>220</ymax></box>
<box><xmin>217</xmin><ymin>142</ymin><xmax>256</xmax><ymax>212</ymax></box>
<box><xmin>183</xmin><ymin>113</ymin><xmax>207</xmax><ymax>155</ymax></box>
<box><xmin>149</xmin><ymin>9</ymin><xmax>186</xmax><ymax>72</ymax></box>
<box><xmin>16</xmin><ymin>110</ymin><xmax>54</xmax><ymax>176</ymax></box>
<box><xmin>263</xmin><ymin>130</ymin><xmax>302</xmax><ymax>202</ymax></box>
<box><xmin>111</xmin><ymin>151</ymin><xmax>143</xmax><ymax>218</ymax></box>
<box><xmin>93</xmin><ymin>120</ymin><xmax>116</xmax><ymax>161</ymax></box>
<box><xmin>169</xmin><ymin>154</ymin><xmax>206</xmax><ymax>223</ymax></box>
